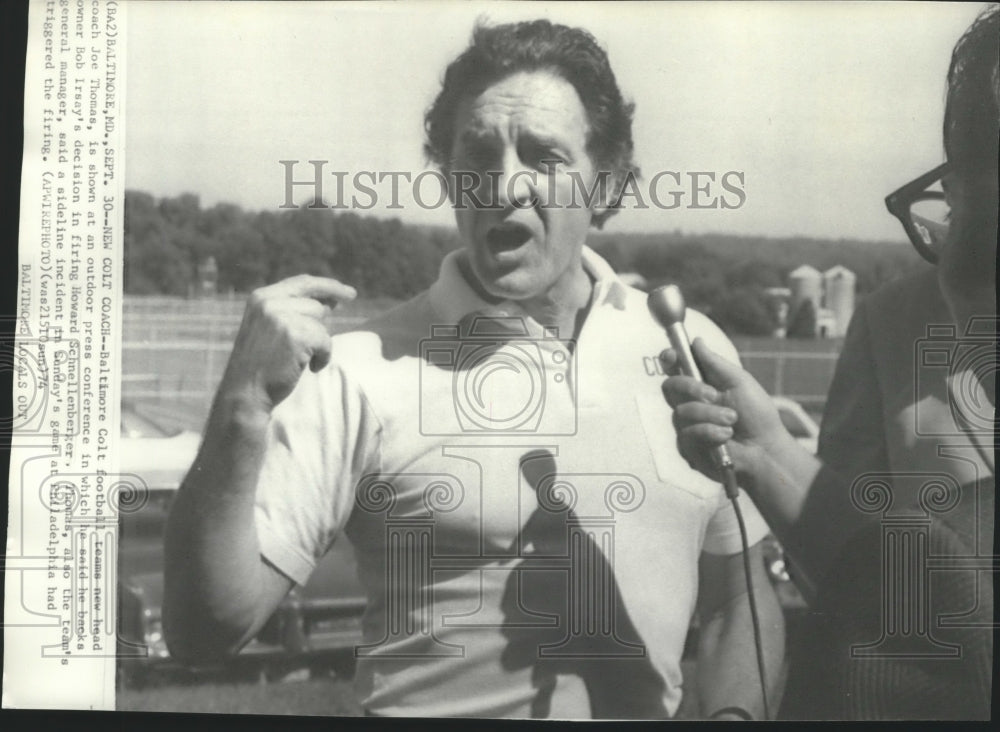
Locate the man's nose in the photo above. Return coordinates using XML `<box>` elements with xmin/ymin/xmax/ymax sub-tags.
<box><xmin>493</xmin><ymin>151</ymin><xmax>538</xmax><ymax>210</ymax></box>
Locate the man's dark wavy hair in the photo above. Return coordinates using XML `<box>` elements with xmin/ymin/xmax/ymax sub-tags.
<box><xmin>424</xmin><ymin>19</ymin><xmax>639</xmax><ymax>228</ymax></box>
<box><xmin>944</xmin><ymin>4</ymin><xmax>999</xmax><ymax>175</ymax></box>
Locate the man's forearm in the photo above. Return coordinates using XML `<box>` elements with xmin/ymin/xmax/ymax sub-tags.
<box><xmin>162</xmin><ymin>393</ymin><xmax>274</xmax><ymax>661</ymax></box>
<box><xmin>696</xmin><ymin>580</ymin><xmax>785</xmax><ymax>720</ymax></box>
<box><xmin>740</xmin><ymin>440</ymin><xmax>873</xmax><ymax>603</ymax></box>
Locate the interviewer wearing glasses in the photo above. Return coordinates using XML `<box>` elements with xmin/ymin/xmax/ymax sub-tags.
<box><xmin>660</xmin><ymin>6</ymin><xmax>997</xmax><ymax>721</ymax></box>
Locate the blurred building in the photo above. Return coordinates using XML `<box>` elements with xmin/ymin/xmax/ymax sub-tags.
<box><xmin>788</xmin><ymin>265</ymin><xmax>823</xmax><ymax>313</ymax></box>
<box><xmin>763</xmin><ymin>286</ymin><xmax>792</xmax><ymax>338</ymax></box>
<box><xmin>822</xmin><ymin>265</ymin><xmax>856</xmax><ymax>338</ymax></box>
<box><xmin>815</xmin><ymin>307</ymin><xmax>838</xmax><ymax>338</ymax></box>
<box><xmin>783</xmin><ymin>264</ymin><xmax>856</xmax><ymax>338</ymax></box>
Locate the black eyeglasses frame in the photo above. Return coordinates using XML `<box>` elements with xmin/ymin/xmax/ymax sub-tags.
<box><xmin>884</xmin><ymin>161</ymin><xmax>951</xmax><ymax>264</ymax></box>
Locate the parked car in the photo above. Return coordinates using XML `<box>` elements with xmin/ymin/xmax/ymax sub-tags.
<box><xmin>116</xmin><ymin>402</ymin><xmax>367</xmax><ymax>684</ymax></box>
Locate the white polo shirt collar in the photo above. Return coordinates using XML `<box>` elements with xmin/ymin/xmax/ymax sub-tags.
<box><xmin>427</xmin><ymin>245</ymin><xmax>628</xmax><ymax>328</ymax></box>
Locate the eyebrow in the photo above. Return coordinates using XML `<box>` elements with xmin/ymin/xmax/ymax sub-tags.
<box><xmin>520</xmin><ymin>132</ymin><xmax>573</xmax><ymax>156</ymax></box>
<box><xmin>457</xmin><ymin>128</ymin><xmax>500</xmax><ymax>147</ymax></box>
<box><xmin>454</xmin><ymin>124</ymin><xmax>579</xmax><ymax>171</ymax></box>
<box><xmin>458</xmin><ymin>121</ymin><xmax>573</xmax><ymax>145</ymax></box>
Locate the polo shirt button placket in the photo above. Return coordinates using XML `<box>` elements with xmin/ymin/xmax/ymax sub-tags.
<box><xmin>548</xmin><ymin>342</ymin><xmax>575</xmax><ymax>403</ymax></box>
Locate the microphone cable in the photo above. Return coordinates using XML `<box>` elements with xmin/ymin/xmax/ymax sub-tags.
<box><xmin>646</xmin><ymin>283</ymin><xmax>771</xmax><ymax>719</ymax></box>
<box><xmin>721</xmin><ymin>463</ymin><xmax>771</xmax><ymax>721</ymax></box>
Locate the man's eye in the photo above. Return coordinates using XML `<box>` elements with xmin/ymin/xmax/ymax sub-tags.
<box><xmin>533</xmin><ymin>155</ymin><xmax>566</xmax><ymax>174</ymax></box>
<box><xmin>521</xmin><ymin>144</ymin><xmax>565</xmax><ymax>170</ymax></box>
<box><xmin>459</xmin><ymin>148</ymin><xmax>496</xmax><ymax>169</ymax></box>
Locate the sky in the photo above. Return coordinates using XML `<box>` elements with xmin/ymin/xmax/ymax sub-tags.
<box><xmin>125</xmin><ymin>1</ymin><xmax>990</xmax><ymax>241</ymax></box>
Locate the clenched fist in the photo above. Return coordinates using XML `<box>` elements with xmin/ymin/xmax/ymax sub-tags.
<box><xmin>218</xmin><ymin>274</ymin><xmax>357</xmax><ymax>413</ymax></box>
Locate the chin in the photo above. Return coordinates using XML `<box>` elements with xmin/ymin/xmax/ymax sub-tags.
<box><xmin>468</xmin><ymin>254</ymin><xmax>541</xmax><ymax>301</ymax></box>
<box><xmin>478</xmin><ymin>271</ymin><xmax>540</xmax><ymax>302</ymax></box>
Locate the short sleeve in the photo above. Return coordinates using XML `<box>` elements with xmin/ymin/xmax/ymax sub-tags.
<box><xmin>254</xmin><ymin>359</ymin><xmax>381</xmax><ymax>586</ymax></box>
<box><xmin>702</xmin><ymin>489</ymin><xmax>771</xmax><ymax>555</ymax></box>
<box><xmin>685</xmin><ymin>310</ymin><xmax>772</xmax><ymax>555</ymax></box>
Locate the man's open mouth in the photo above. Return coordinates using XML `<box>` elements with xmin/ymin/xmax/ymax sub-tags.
<box><xmin>486</xmin><ymin>222</ymin><xmax>533</xmax><ymax>252</ymax></box>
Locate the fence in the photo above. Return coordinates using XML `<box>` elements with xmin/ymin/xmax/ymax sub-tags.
<box><xmin>121</xmin><ymin>298</ymin><xmax>843</xmax><ymax>431</ymax></box>
<box><xmin>739</xmin><ymin>351</ymin><xmax>840</xmax><ymax>411</ymax></box>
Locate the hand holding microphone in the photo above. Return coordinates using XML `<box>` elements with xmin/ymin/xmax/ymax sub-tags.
<box><xmin>649</xmin><ymin>286</ymin><xmax>784</xmax><ymax>720</ymax></box>
<box><xmin>647</xmin><ymin>286</ymin><xmax>791</xmax><ymax>492</ymax></box>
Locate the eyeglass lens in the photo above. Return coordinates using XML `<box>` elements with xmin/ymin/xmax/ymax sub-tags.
<box><xmin>909</xmin><ymin>198</ymin><xmax>950</xmax><ymax>253</ymax></box>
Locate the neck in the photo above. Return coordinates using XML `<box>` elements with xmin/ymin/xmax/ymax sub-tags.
<box><xmin>458</xmin><ymin>252</ymin><xmax>594</xmax><ymax>340</ymax></box>
<box><xmin>521</xmin><ymin>264</ymin><xmax>594</xmax><ymax>340</ymax></box>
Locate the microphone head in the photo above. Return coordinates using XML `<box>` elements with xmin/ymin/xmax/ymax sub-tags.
<box><xmin>647</xmin><ymin>285</ymin><xmax>687</xmax><ymax>327</ymax></box>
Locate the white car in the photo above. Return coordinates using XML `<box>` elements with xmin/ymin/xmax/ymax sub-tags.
<box><xmin>772</xmin><ymin>396</ymin><xmax>820</xmax><ymax>454</ymax></box>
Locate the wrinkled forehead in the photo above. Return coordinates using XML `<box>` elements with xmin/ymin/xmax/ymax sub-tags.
<box><xmin>451</xmin><ymin>71</ymin><xmax>590</xmax><ymax>149</ymax></box>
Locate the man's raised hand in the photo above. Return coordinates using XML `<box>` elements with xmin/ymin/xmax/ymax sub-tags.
<box><xmin>219</xmin><ymin>275</ymin><xmax>357</xmax><ymax>413</ymax></box>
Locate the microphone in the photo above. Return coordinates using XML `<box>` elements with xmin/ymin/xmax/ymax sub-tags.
<box><xmin>648</xmin><ymin>285</ymin><xmax>770</xmax><ymax>719</ymax></box>
<box><xmin>647</xmin><ymin>285</ymin><xmax>738</xmax><ymax>497</ymax></box>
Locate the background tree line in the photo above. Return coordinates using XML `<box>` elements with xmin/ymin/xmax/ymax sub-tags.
<box><xmin>124</xmin><ymin>190</ymin><xmax>927</xmax><ymax>335</ymax></box>
<box><xmin>124</xmin><ymin>191</ymin><xmax>459</xmax><ymax>301</ymax></box>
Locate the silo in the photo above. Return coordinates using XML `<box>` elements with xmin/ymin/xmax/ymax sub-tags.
<box><xmin>823</xmin><ymin>265</ymin><xmax>856</xmax><ymax>337</ymax></box>
<box><xmin>788</xmin><ymin>265</ymin><xmax>822</xmax><ymax>312</ymax></box>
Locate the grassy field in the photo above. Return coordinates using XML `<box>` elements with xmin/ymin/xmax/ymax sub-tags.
<box><xmin>119</xmin><ymin>676</ymin><xmax>362</xmax><ymax>716</ymax></box>
<box><xmin>117</xmin><ymin>659</ymin><xmax>705</xmax><ymax>718</ymax></box>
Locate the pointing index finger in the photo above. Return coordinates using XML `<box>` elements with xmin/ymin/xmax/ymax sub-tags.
<box><xmin>276</xmin><ymin>274</ymin><xmax>358</xmax><ymax>303</ymax></box>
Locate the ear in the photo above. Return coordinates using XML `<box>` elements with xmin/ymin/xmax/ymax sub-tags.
<box><xmin>588</xmin><ymin>170</ymin><xmax>623</xmax><ymax>229</ymax></box>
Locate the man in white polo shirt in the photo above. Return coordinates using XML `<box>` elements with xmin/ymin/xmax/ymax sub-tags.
<box><xmin>163</xmin><ymin>19</ymin><xmax>784</xmax><ymax>719</ymax></box>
